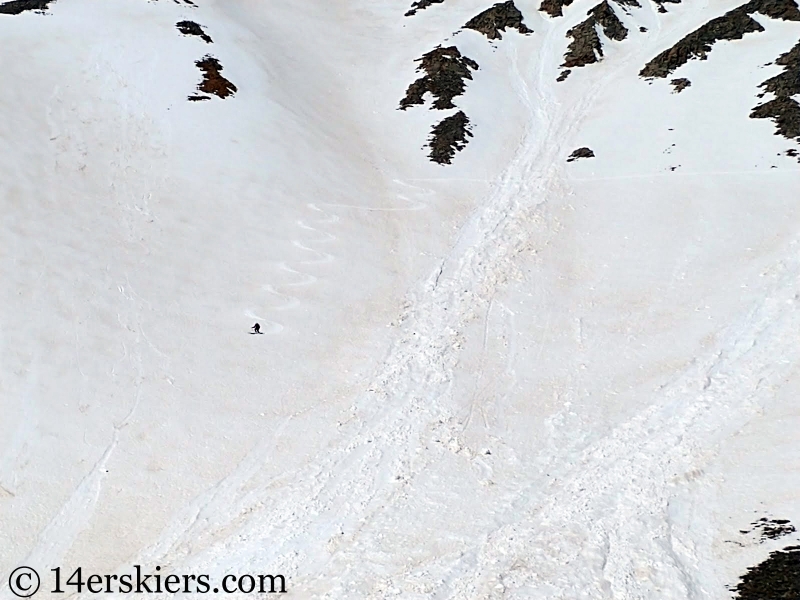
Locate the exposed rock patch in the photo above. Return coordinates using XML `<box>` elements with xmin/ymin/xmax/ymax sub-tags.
<box><xmin>399</xmin><ymin>47</ymin><xmax>479</xmax><ymax>164</ymax></box>
<box><xmin>0</xmin><ymin>0</ymin><xmax>55</xmax><ymax>14</ymax></box>
<box><xmin>428</xmin><ymin>111</ymin><xmax>473</xmax><ymax>164</ymax></box>
<box><xmin>567</xmin><ymin>147</ymin><xmax>595</xmax><ymax>161</ymax></box>
<box><xmin>640</xmin><ymin>0</ymin><xmax>800</xmax><ymax>79</ymax></box>
<box><xmin>670</xmin><ymin>77</ymin><xmax>691</xmax><ymax>92</ymax></box>
<box><xmin>751</xmin><ymin>97</ymin><xmax>800</xmax><ymax>139</ymax></box>
<box><xmin>562</xmin><ymin>1</ymin><xmax>628</xmax><ymax>69</ymax></box>
<box><xmin>399</xmin><ymin>46</ymin><xmax>479</xmax><ymax>111</ymax></box>
<box><xmin>751</xmin><ymin>39</ymin><xmax>800</xmax><ymax>141</ymax></box>
<box><xmin>177</xmin><ymin>20</ymin><xmax>212</xmax><ymax>43</ymax></box>
<box><xmin>751</xmin><ymin>0</ymin><xmax>800</xmax><ymax>20</ymax></box>
<box><xmin>557</xmin><ymin>69</ymin><xmax>572</xmax><ymax>81</ymax></box>
<box><xmin>739</xmin><ymin>517</ymin><xmax>797</xmax><ymax>541</ymax></box>
<box><xmin>652</xmin><ymin>0</ymin><xmax>681</xmax><ymax>13</ymax></box>
<box><xmin>405</xmin><ymin>0</ymin><xmax>445</xmax><ymax>16</ymax></box>
<box><xmin>540</xmin><ymin>0</ymin><xmax>574</xmax><ymax>18</ymax></box>
<box><xmin>463</xmin><ymin>1</ymin><xmax>532</xmax><ymax>39</ymax></box>
<box><xmin>756</xmin><ymin>39</ymin><xmax>800</xmax><ymax>97</ymax></box>
<box><xmin>192</xmin><ymin>56</ymin><xmax>237</xmax><ymax>100</ymax></box>
<box><xmin>731</xmin><ymin>545</ymin><xmax>800</xmax><ymax>599</ymax></box>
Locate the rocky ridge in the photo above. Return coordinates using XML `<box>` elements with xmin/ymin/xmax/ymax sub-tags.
<box><xmin>640</xmin><ymin>0</ymin><xmax>800</xmax><ymax>78</ymax></box>
<box><xmin>562</xmin><ymin>1</ymin><xmax>628</xmax><ymax>69</ymax></box>
<box><xmin>751</xmin><ymin>39</ymin><xmax>800</xmax><ymax>141</ymax></box>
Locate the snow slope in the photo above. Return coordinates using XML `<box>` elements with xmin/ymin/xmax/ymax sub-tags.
<box><xmin>1</xmin><ymin>0</ymin><xmax>799</xmax><ymax>598</ymax></box>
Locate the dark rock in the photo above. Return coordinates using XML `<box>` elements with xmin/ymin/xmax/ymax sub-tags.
<box><xmin>739</xmin><ymin>518</ymin><xmax>797</xmax><ymax>541</ymax></box>
<box><xmin>652</xmin><ymin>0</ymin><xmax>681</xmax><ymax>13</ymax></box>
<box><xmin>641</xmin><ymin>0</ymin><xmax>800</xmax><ymax>79</ymax></box>
<box><xmin>464</xmin><ymin>1</ymin><xmax>533</xmax><ymax>39</ymax></box>
<box><xmin>670</xmin><ymin>77</ymin><xmax>691</xmax><ymax>92</ymax></box>
<box><xmin>188</xmin><ymin>95</ymin><xmax>211</xmax><ymax>101</ymax></box>
<box><xmin>0</xmin><ymin>0</ymin><xmax>54</xmax><ymax>14</ymax></box>
<box><xmin>641</xmin><ymin>10</ymin><xmax>763</xmax><ymax>78</ymax></box>
<box><xmin>758</xmin><ymin>39</ymin><xmax>800</xmax><ymax>97</ymax></box>
<box><xmin>428</xmin><ymin>111</ymin><xmax>473</xmax><ymax>164</ymax></box>
<box><xmin>563</xmin><ymin>20</ymin><xmax>603</xmax><ymax>68</ymax></box>
<box><xmin>540</xmin><ymin>0</ymin><xmax>574</xmax><ymax>17</ymax></box>
<box><xmin>613</xmin><ymin>0</ymin><xmax>641</xmax><ymax>9</ymax></box>
<box><xmin>193</xmin><ymin>56</ymin><xmax>237</xmax><ymax>100</ymax></box>
<box><xmin>590</xmin><ymin>1</ymin><xmax>628</xmax><ymax>40</ymax></box>
<box><xmin>546</xmin><ymin>0</ymin><xmax>637</xmax><ymax>16</ymax></box>
<box><xmin>557</xmin><ymin>69</ymin><xmax>572</xmax><ymax>81</ymax></box>
<box><xmin>562</xmin><ymin>1</ymin><xmax>628</xmax><ymax>69</ymax></box>
<box><xmin>567</xmin><ymin>146</ymin><xmax>595</xmax><ymax>161</ymax></box>
<box><xmin>751</xmin><ymin>39</ymin><xmax>800</xmax><ymax>141</ymax></box>
<box><xmin>640</xmin><ymin>26</ymin><xmax>648</xmax><ymax>32</ymax></box>
<box><xmin>751</xmin><ymin>96</ymin><xmax>800</xmax><ymax>139</ymax></box>
<box><xmin>177</xmin><ymin>20</ymin><xmax>213</xmax><ymax>44</ymax></box>
<box><xmin>731</xmin><ymin>545</ymin><xmax>800</xmax><ymax>600</ymax></box>
<box><xmin>399</xmin><ymin>46</ymin><xmax>479</xmax><ymax>111</ymax></box>
<box><xmin>405</xmin><ymin>0</ymin><xmax>445</xmax><ymax>16</ymax></box>
<box><xmin>743</xmin><ymin>0</ymin><xmax>800</xmax><ymax>20</ymax></box>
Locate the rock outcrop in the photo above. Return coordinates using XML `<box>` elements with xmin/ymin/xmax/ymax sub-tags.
<box><xmin>405</xmin><ymin>0</ymin><xmax>445</xmax><ymax>17</ymax></box>
<box><xmin>670</xmin><ymin>77</ymin><xmax>691</xmax><ymax>92</ymax></box>
<box><xmin>732</xmin><ymin>545</ymin><xmax>800</xmax><ymax>600</ymax></box>
<box><xmin>562</xmin><ymin>1</ymin><xmax>628</xmax><ymax>69</ymax></box>
<box><xmin>463</xmin><ymin>1</ymin><xmax>533</xmax><ymax>39</ymax></box>
<box><xmin>193</xmin><ymin>56</ymin><xmax>237</xmax><ymax>100</ymax></box>
<box><xmin>652</xmin><ymin>0</ymin><xmax>681</xmax><ymax>13</ymax></box>
<box><xmin>540</xmin><ymin>0</ymin><xmax>575</xmax><ymax>18</ymax></box>
<box><xmin>739</xmin><ymin>517</ymin><xmax>797</xmax><ymax>541</ymax></box>
<box><xmin>177</xmin><ymin>20</ymin><xmax>213</xmax><ymax>44</ymax></box>
<box><xmin>428</xmin><ymin>111</ymin><xmax>473</xmax><ymax>164</ymax></box>
<box><xmin>640</xmin><ymin>0</ymin><xmax>800</xmax><ymax>79</ymax></box>
<box><xmin>751</xmin><ymin>38</ymin><xmax>800</xmax><ymax>141</ymax></box>
<box><xmin>567</xmin><ymin>147</ymin><xmax>595</xmax><ymax>161</ymax></box>
<box><xmin>399</xmin><ymin>46</ymin><xmax>479</xmax><ymax>110</ymax></box>
<box><xmin>0</xmin><ymin>0</ymin><xmax>55</xmax><ymax>14</ymax></box>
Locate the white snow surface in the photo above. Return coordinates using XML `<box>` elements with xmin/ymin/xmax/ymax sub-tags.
<box><xmin>1</xmin><ymin>0</ymin><xmax>800</xmax><ymax>598</ymax></box>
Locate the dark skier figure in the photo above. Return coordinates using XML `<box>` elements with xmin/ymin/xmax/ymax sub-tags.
<box><xmin>252</xmin><ymin>322</ymin><xmax>262</xmax><ymax>334</ymax></box>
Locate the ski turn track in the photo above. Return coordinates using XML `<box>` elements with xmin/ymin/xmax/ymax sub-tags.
<box><xmin>247</xmin><ymin>203</ymin><xmax>340</xmax><ymax>334</ymax></box>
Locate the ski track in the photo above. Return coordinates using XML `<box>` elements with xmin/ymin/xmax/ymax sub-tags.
<box><xmin>251</xmin><ymin>182</ymin><xmax>432</xmax><ymax>332</ymax></box>
<box><xmin>246</xmin><ymin>203</ymin><xmax>338</xmax><ymax>333</ymax></box>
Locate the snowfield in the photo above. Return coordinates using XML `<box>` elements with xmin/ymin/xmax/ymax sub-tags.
<box><xmin>1</xmin><ymin>0</ymin><xmax>799</xmax><ymax>598</ymax></box>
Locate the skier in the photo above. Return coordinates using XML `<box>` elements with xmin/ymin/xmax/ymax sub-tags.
<box><xmin>252</xmin><ymin>322</ymin><xmax>262</xmax><ymax>334</ymax></box>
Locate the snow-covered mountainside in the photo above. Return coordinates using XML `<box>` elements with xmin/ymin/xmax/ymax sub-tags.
<box><xmin>1</xmin><ymin>0</ymin><xmax>799</xmax><ymax>597</ymax></box>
